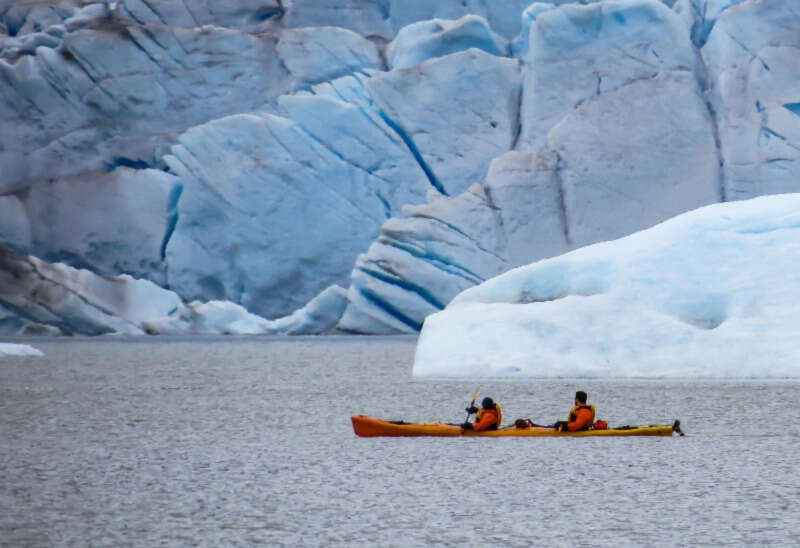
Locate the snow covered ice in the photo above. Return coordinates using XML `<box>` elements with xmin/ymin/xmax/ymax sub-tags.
<box><xmin>413</xmin><ymin>194</ymin><xmax>800</xmax><ymax>378</ymax></box>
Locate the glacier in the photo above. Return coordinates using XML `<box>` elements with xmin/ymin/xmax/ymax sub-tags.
<box><xmin>413</xmin><ymin>194</ymin><xmax>800</xmax><ymax>378</ymax></box>
<box><xmin>1</xmin><ymin>0</ymin><xmax>799</xmax><ymax>338</ymax></box>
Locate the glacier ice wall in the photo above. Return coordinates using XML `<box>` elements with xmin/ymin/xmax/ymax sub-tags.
<box><xmin>2</xmin><ymin>0</ymin><xmax>799</xmax><ymax>335</ymax></box>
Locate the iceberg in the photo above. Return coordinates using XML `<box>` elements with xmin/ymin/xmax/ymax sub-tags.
<box><xmin>0</xmin><ymin>343</ymin><xmax>42</xmax><ymax>357</ymax></box>
<box><xmin>413</xmin><ymin>194</ymin><xmax>800</xmax><ymax>378</ymax></box>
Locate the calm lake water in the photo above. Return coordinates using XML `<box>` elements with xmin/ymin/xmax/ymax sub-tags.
<box><xmin>1</xmin><ymin>336</ymin><xmax>799</xmax><ymax>547</ymax></box>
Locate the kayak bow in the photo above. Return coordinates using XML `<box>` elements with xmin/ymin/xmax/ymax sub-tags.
<box><xmin>351</xmin><ymin>415</ymin><xmax>681</xmax><ymax>437</ymax></box>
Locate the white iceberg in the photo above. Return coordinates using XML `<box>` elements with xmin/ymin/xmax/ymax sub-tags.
<box><xmin>413</xmin><ymin>194</ymin><xmax>800</xmax><ymax>378</ymax></box>
<box><xmin>0</xmin><ymin>343</ymin><xmax>43</xmax><ymax>357</ymax></box>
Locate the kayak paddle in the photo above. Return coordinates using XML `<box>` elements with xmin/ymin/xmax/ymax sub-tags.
<box><xmin>464</xmin><ymin>386</ymin><xmax>479</xmax><ymax>422</ymax></box>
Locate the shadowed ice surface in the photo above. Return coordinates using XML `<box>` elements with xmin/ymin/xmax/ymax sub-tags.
<box><xmin>1</xmin><ymin>336</ymin><xmax>799</xmax><ymax>546</ymax></box>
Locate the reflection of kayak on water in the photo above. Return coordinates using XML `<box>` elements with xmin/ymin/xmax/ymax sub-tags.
<box><xmin>351</xmin><ymin>415</ymin><xmax>685</xmax><ymax>437</ymax></box>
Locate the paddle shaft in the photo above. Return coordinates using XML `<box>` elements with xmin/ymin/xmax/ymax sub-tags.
<box><xmin>464</xmin><ymin>387</ymin><xmax>479</xmax><ymax>423</ymax></box>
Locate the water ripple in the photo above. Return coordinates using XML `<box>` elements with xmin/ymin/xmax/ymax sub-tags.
<box><xmin>1</xmin><ymin>336</ymin><xmax>799</xmax><ymax>546</ymax></box>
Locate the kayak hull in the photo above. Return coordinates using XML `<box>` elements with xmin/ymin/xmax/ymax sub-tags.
<box><xmin>351</xmin><ymin>415</ymin><xmax>676</xmax><ymax>437</ymax></box>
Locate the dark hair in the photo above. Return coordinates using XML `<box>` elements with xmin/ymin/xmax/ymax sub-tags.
<box><xmin>481</xmin><ymin>397</ymin><xmax>495</xmax><ymax>409</ymax></box>
<box><xmin>575</xmin><ymin>391</ymin><xmax>588</xmax><ymax>404</ymax></box>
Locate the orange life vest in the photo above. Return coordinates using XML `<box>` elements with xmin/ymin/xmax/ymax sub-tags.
<box><xmin>474</xmin><ymin>404</ymin><xmax>502</xmax><ymax>431</ymax></box>
<box><xmin>567</xmin><ymin>404</ymin><xmax>595</xmax><ymax>431</ymax></box>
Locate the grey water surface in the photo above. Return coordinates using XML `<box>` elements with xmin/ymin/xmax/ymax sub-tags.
<box><xmin>1</xmin><ymin>336</ymin><xmax>799</xmax><ymax>547</ymax></box>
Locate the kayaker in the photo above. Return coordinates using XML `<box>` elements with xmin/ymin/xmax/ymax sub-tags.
<box><xmin>462</xmin><ymin>397</ymin><xmax>501</xmax><ymax>431</ymax></box>
<box><xmin>554</xmin><ymin>391</ymin><xmax>595</xmax><ymax>432</ymax></box>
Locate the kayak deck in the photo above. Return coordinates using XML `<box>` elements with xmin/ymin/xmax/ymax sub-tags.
<box><xmin>351</xmin><ymin>415</ymin><xmax>679</xmax><ymax>437</ymax></box>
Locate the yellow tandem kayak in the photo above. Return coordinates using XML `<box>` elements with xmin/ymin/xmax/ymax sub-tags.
<box><xmin>351</xmin><ymin>415</ymin><xmax>683</xmax><ymax>437</ymax></box>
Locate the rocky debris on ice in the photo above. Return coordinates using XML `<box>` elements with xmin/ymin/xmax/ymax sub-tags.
<box><xmin>0</xmin><ymin>243</ymin><xmax>344</xmax><ymax>336</ymax></box>
<box><xmin>0</xmin><ymin>244</ymin><xmax>182</xmax><ymax>335</ymax></box>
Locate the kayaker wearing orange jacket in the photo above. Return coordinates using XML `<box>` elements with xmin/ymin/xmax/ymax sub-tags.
<box><xmin>555</xmin><ymin>391</ymin><xmax>595</xmax><ymax>432</ymax></box>
<box><xmin>462</xmin><ymin>397</ymin><xmax>502</xmax><ymax>431</ymax></box>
